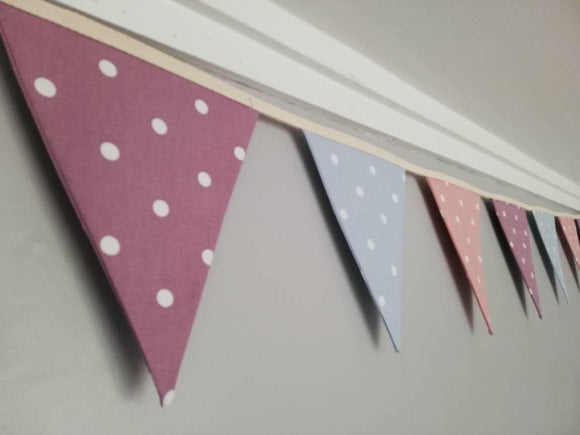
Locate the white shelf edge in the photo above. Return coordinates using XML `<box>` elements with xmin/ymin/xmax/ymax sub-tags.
<box><xmin>52</xmin><ymin>0</ymin><xmax>580</xmax><ymax>211</ymax></box>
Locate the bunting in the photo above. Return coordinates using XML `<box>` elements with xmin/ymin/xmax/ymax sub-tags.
<box><xmin>557</xmin><ymin>217</ymin><xmax>580</xmax><ymax>269</ymax></box>
<box><xmin>427</xmin><ymin>178</ymin><xmax>493</xmax><ymax>334</ymax></box>
<box><xmin>492</xmin><ymin>200</ymin><xmax>542</xmax><ymax>318</ymax></box>
<box><xmin>304</xmin><ymin>131</ymin><xmax>406</xmax><ymax>351</ymax></box>
<box><xmin>0</xmin><ymin>3</ymin><xmax>258</xmax><ymax>406</ymax></box>
<box><xmin>532</xmin><ymin>211</ymin><xmax>570</xmax><ymax>304</ymax></box>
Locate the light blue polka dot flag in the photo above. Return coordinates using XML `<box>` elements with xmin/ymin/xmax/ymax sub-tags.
<box><xmin>304</xmin><ymin>131</ymin><xmax>405</xmax><ymax>351</ymax></box>
<box><xmin>531</xmin><ymin>211</ymin><xmax>570</xmax><ymax>304</ymax></box>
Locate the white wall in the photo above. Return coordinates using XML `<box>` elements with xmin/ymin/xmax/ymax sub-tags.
<box><xmin>1</xmin><ymin>50</ymin><xmax>579</xmax><ymax>434</ymax></box>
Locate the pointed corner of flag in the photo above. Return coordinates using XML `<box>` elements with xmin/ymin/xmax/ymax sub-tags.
<box><xmin>160</xmin><ymin>387</ymin><xmax>176</xmax><ymax>408</ymax></box>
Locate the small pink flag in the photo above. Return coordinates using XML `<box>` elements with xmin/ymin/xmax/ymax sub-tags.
<box><xmin>0</xmin><ymin>4</ymin><xmax>258</xmax><ymax>406</ymax></box>
<box><xmin>493</xmin><ymin>201</ymin><xmax>541</xmax><ymax>318</ymax></box>
<box><xmin>558</xmin><ymin>217</ymin><xmax>580</xmax><ymax>269</ymax></box>
<box><xmin>427</xmin><ymin>178</ymin><xmax>493</xmax><ymax>334</ymax></box>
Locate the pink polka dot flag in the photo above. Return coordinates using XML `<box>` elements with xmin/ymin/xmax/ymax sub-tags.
<box><xmin>558</xmin><ymin>217</ymin><xmax>580</xmax><ymax>269</ymax></box>
<box><xmin>427</xmin><ymin>178</ymin><xmax>493</xmax><ymax>334</ymax></box>
<box><xmin>492</xmin><ymin>200</ymin><xmax>542</xmax><ymax>318</ymax></box>
<box><xmin>0</xmin><ymin>4</ymin><xmax>258</xmax><ymax>406</ymax></box>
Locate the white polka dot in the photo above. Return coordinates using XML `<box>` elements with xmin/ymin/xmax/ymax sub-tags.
<box><xmin>470</xmin><ymin>218</ymin><xmax>475</xmax><ymax>226</ymax></box>
<box><xmin>523</xmin><ymin>243</ymin><xmax>527</xmax><ymax>249</ymax></box>
<box><xmin>99</xmin><ymin>142</ymin><xmax>120</xmax><ymax>161</ymax></box>
<box><xmin>467</xmin><ymin>236</ymin><xmax>471</xmax><ymax>245</ymax></box>
<box><xmin>369</xmin><ymin>165</ymin><xmax>376</xmax><ymax>175</ymax></box>
<box><xmin>475</xmin><ymin>203</ymin><xmax>480</xmax><ymax>211</ymax></box>
<box><xmin>198</xmin><ymin>171</ymin><xmax>211</xmax><ymax>187</ymax></box>
<box><xmin>439</xmin><ymin>194</ymin><xmax>445</xmax><ymax>203</ymax></box>
<box><xmin>162</xmin><ymin>390</ymin><xmax>175</xmax><ymax>407</ymax></box>
<box><xmin>367</xmin><ymin>239</ymin><xmax>376</xmax><ymax>250</ymax></box>
<box><xmin>521</xmin><ymin>257</ymin><xmax>526</xmax><ymax>264</ymax></box>
<box><xmin>156</xmin><ymin>289</ymin><xmax>174</xmax><ymax>308</ymax></box>
<box><xmin>151</xmin><ymin>118</ymin><xmax>168</xmax><ymax>135</ymax></box>
<box><xmin>477</xmin><ymin>276</ymin><xmax>481</xmax><ymax>284</ymax></box>
<box><xmin>531</xmin><ymin>272</ymin><xmax>535</xmax><ymax>279</ymax></box>
<box><xmin>515</xmin><ymin>214</ymin><xmax>519</xmax><ymax>221</ymax></box>
<box><xmin>378</xmin><ymin>295</ymin><xmax>386</xmax><ymax>307</ymax></box>
<box><xmin>459</xmin><ymin>199</ymin><xmax>464</xmax><ymax>207</ymax></box>
<box><xmin>380</xmin><ymin>214</ymin><xmax>387</xmax><ymax>224</ymax></box>
<box><xmin>98</xmin><ymin>59</ymin><xmax>117</xmax><ymax>77</ymax></box>
<box><xmin>509</xmin><ymin>241</ymin><xmax>514</xmax><ymax>248</ymax></box>
<box><xmin>464</xmin><ymin>255</ymin><xmax>469</xmax><ymax>263</ymax></box>
<box><xmin>524</xmin><ymin>230</ymin><xmax>528</xmax><ymax>236</ymax></box>
<box><xmin>34</xmin><ymin>77</ymin><xmax>56</xmax><ymax>98</ymax></box>
<box><xmin>392</xmin><ymin>193</ymin><xmax>399</xmax><ymax>203</ymax></box>
<box><xmin>331</xmin><ymin>154</ymin><xmax>339</xmax><ymax>165</ymax></box>
<box><xmin>391</xmin><ymin>265</ymin><xmax>398</xmax><ymax>277</ymax></box>
<box><xmin>502</xmin><ymin>211</ymin><xmax>507</xmax><ymax>217</ymax></box>
<box><xmin>512</xmin><ymin>228</ymin><xmax>516</xmax><ymax>234</ymax></box>
<box><xmin>100</xmin><ymin>235</ymin><xmax>120</xmax><ymax>256</ymax></box>
<box><xmin>356</xmin><ymin>186</ymin><xmax>364</xmax><ymax>197</ymax></box>
<box><xmin>339</xmin><ymin>209</ymin><xmax>348</xmax><ymax>220</ymax></box>
<box><xmin>234</xmin><ymin>146</ymin><xmax>246</xmax><ymax>161</ymax></box>
<box><xmin>153</xmin><ymin>199</ymin><xmax>170</xmax><ymax>217</ymax></box>
<box><xmin>195</xmin><ymin>99</ymin><xmax>209</xmax><ymax>115</ymax></box>
<box><xmin>202</xmin><ymin>249</ymin><xmax>214</xmax><ymax>266</ymax></box>
<box><xmin>455</xmin><ymin>215</ymin><xmax>460</xmax><ymax>223</ymax></box>
<box><xmin>478</xmin><ymin>255</ymin><xmax>482</xmax><ymax>263</ymax></box>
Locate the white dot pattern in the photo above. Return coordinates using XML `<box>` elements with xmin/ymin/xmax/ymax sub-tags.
<box><xmin>305</xmin><ymin>131</ymin><xmax>405</xmax><ymax>351</ymax></box>
<box><xmin>533</xmin><ymin>211</ymin><xmax>570</xmax><ymax>305</ymax></box>
<box><xmin>427</xmin><ymin>178</ymin><xmax>492</xmax><ymax>333</ymax></box>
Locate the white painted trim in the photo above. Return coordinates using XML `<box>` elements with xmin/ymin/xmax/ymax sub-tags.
<box><xmin>52</xmin><ymin>0</ymin><xmax>580</xmax><ymax>210</ymax></box>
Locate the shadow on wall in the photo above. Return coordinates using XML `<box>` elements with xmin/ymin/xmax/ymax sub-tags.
<box><xmin>417</xmin><ymin>178</ymin><xmax>475</xmax><ymax>332</ymax></box>
<box><xmin>0</xmin><ymin>44</ymin><xmax>147</xmax><ymax>395</ymax></box>
<box><xmin>485</xmin><ymin>200</ymin><xmax>528</xmax><ymax>317</ymax></box>
<box><xmin>556</xmin><ymin>220</ymin><xmax>580</xmax><ymax>289</ymax></box>
<box><xmin>527</xmin><ymin>212</ymin><xmax>559</xmax><ymax>303</ymax></box>
<box><xmin>290</xmin><ymin>128</ymin><xmax>382</xmax><ymax>347</ymax></box>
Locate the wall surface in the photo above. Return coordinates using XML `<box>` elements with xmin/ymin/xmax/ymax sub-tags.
<box><xmin>0</xmin><ymin>48</ymin><xmax>579</xmax><ymax>434</ymax></box>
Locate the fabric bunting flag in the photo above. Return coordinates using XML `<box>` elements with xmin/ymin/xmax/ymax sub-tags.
<box><xmin>532</xmin><ymin>212</ymin><xmax>570</xmax><ymax>304</ymax></box>
<box><xmin>304</xmin><ymin>131</ymin><xmax>406</xmax><ymax>351</ymax></box>
<box><xmin>0</xmin><ymin>4</ymin><xmax>258</xmax><ymax>406</ymax></box>
<box><xmin>492</xmin><ymin>200</ymin><xmax>542</xmax><ymax>318</ymax></box>
<box><xmin>426</xmin><ymin>178</ymin><xmax>493</xmax><ymax>334</ymax></box>
<box><xmin>557</xmin><ymin>217</ymin><xmax>580</xmax><ymax>269</ymax></box>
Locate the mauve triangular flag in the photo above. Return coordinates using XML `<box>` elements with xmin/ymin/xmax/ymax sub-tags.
<box><xmin>532</xmin><ymin>211</ymin><xmax>570</xmax><ymax>304</ymax></box>
<box><xmin>492</xmin><ymin>200</ymin><xmax>542</xmax><ymax>318</ymax></box>
<box><xmin>0</xmin><ymin>4</ymin><xmax>258</xmax><ymax>406</ymax></box>
<box><xmin>558</xmin><ymin>217</ymin><xmax>580</xmax><ymax>269</ymax></box>
<box><xmin>426</xmin><ymin>178</ymin><xmax>493</xmax><ymax>334</ymax></box>
<box><xmin>304</xmin><ymin>131</ymin><xmax>405</xmax><ymax>351</ymax></box>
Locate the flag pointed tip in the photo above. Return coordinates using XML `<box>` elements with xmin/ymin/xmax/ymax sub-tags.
<box><xmin>160</xmin><ymin>389</ymin><xmax>176</xmax><ymax>408</ymax></box>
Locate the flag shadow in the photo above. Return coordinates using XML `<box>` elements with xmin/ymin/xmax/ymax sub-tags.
<box><xmin>418</xmin><ymin>179</ymin><xmax>474</xmax><ymax>332</ymax></box>
<box><xmin>0</xmin><ymin>44</ymin><xmax>147</xmax><ymax>396</ymax></box>
<box><xmin>292</xmin><ymin>129</ymin><xmax>381</xmax><ymax>347</ymax></box>
<box><xmin>485</xmin><ymin>201</ymin><xmax>527</xmax><ymax>316</ymax></box>
<box><xmin>527</xmin><ymin>212</ymin><xmax>560</xmax><ymax>303</ymax></box>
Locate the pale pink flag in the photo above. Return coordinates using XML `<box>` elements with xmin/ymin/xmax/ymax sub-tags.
<box><xmin>558</xmin><ymin>217</ymin><xmax>580</xmax><ymax>269</ymax></box>
<box><xmin>427</xmin><ymin>178</ymin><xmax>493</xmax><ymax>334</ymax></box>
<box><xmin>0</xmin><ymin>4</ymin><xmax>258</xmax><ymax>406</ymax></box>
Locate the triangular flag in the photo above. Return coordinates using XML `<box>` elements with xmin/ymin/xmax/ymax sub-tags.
<box><xmin>492</xmin><ymin>200</ymin><xmax>542</xmax><ymax>318</ymax></box>
<box><xmin>532</xmin><ymin>212</ymin><xmax>570</xmax><ymax>304</ymax></box>
<box><xmin>0</xmin><ymin>4</ymin><xmax>258</xmax><ymax>406</ymax></box>
<box><xmin>557</xmin><ymin>217</ymin><xmax>580</xmax><ymax>269</ymax></box>
<box><xmin>304</xmin><ymin>131</ymin><xmax>406</xmax><ymax>351</ymax></box>
<box><xmin>426</xmin><ymin>178</ymin><xmax>493</xmax><ymax>334</ymax></box>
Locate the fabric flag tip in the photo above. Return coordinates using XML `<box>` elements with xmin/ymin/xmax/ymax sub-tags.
<box><xmin>304</xmin><ymin>130</ymin><xmax>405</xmax><ymax>352</ymax></box>
<box><xmin>161</xmin><ymin>389</ymin><xmax>176</xmax><ymax>408</ymax></box>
